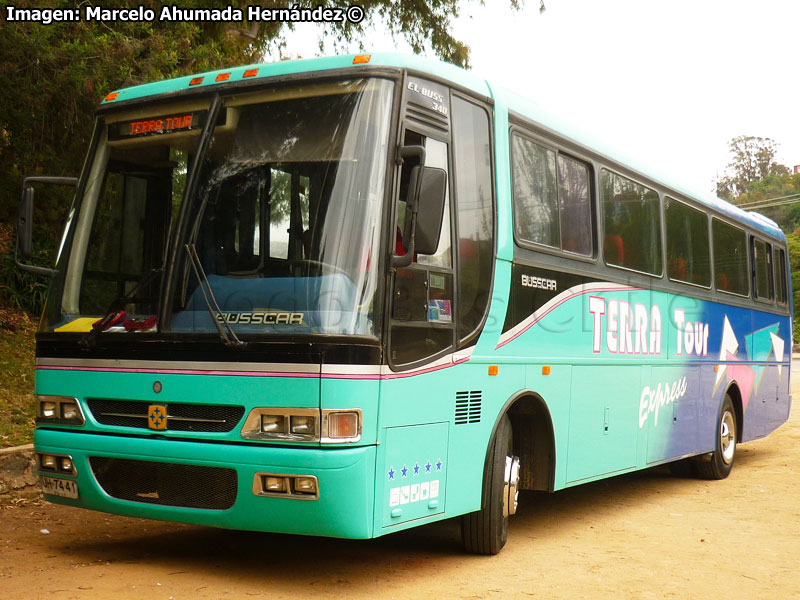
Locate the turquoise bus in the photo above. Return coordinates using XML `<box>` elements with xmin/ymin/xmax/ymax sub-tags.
<box><xmin>16</xmin><ymin>53</ymin><xmax>792</xmax><ymax>554</ymax></box>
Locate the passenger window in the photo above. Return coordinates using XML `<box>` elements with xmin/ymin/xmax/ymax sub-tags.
<box><xmin>557</xmin><ymin>155</ymin><xmax>593</xmax><ymax>256</ymax></box>
<box><xmin>512</xmin><ymin>136</ymin><xmax>558</xmax><ymax>247</ymax></box>
<box><xmin>600</xmin><ymin>170</ymin><xmax>662</xmax><ymax>275</ymax></box>
<box><xmin>752</xmin><ymin>238</ymin><xmax>773</xmax><ymax>301</ymax></box>
<box><xmin>665</xmin><ymin>197</ymin><xmax>711</xmax><ymax>286</ymax></box>
<box><xmin>775</xmin><ymin>247</ymin><xmax>788</xmax><ymax>306</ymax></box>
<box><xmin>511</xmin><ymin>134</ymin><xmax>593</xmax><ymax>257</ymax></box>
<box><xmin>712</xmin><ymin>219</ymin><xmax>748</xmax><ymax>296</ymax></box>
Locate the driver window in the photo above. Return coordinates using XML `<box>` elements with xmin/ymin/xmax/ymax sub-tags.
<box><xmin>390</xmin><ymin>131</ymin><xmax>454</xmax><ymax>367</ymax></box>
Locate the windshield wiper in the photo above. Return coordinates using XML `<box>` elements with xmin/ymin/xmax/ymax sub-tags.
<box><xmin>80</xmin><ymin>268</ymin><xmax>162</xmax><ymax>348</ymax></box>
<box><xmin>184</xmin><ymin>243</ymin><xmax>246</xmax><ymax>348</ymax></box>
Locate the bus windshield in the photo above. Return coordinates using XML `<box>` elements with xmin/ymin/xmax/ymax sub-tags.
<box><xmin>45</xmin><ymin>78</ymin><xmax>394</xmax><ymax>338</ymax></box>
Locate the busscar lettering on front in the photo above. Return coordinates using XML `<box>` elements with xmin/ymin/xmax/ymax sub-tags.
<box><xmin>217</xmin><ymin>312</ymin><xmax>304</xmax><ymax>325</ymax></box>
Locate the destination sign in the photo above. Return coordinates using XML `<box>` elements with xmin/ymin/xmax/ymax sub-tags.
<box><xmin>109</xmin><ymin>110</ymin><xmax>207</xmax><ymax>140</ymax></box>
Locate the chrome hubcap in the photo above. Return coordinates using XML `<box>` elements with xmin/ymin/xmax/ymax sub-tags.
<box><xmin>503</xmin><ymin>455</ymin><xmax>520</xmax><ymax>517</ymax></box>
<box><xmin>720</xmin><ymin>410</ymin><xmax>736</xmax><ymax>465</ymax></box>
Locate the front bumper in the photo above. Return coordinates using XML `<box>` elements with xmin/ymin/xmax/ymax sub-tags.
<box><xmin>35</xmin><ymin>428</ymin><xmax>376</xmax><ymax>539</ymax></box>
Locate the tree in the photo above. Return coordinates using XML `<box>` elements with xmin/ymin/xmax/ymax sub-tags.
<box><xmin>735</xmin><ymin>171</ymin><xmax>800</xmax><ymax>233</ymax></box>
<box><xmin>715</xmin><ymin>135</ymin><xmax>789</xmax><ymax>202</ymax></box>
<box><xmin>0</xmin><ymin>0</ymin><xmax>519</xmax><ymax>225</ymax></box>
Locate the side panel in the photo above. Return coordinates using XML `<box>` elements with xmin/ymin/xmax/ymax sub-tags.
<box><xmin>497</xmin><ymin>263</ymin><xmax>792</xmax><ymax>489</ymax></box>
<box><xmin>567</xmin><ymin>366</ymin><xmax>640</xmax><ymax>483</ymax></box>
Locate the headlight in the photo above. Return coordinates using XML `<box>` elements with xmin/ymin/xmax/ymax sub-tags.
<box><xmin>242</xmin><ymin>408</ymin><xmax>319</xmax><ymax>441</ymax></box>
<box><xmin>260</xmin><ymin>414</ymin><xmax>286</xmax><ymax>434</ymax></box>
<box><xmin>242</xmin><ymin>408</ymin><xmax>361</xmax><ymax>443</ymax></box>
<box><xmin>37</xmin><ymin>452</ymin><xmax>77</xmax><ymax>476</ymax></box>
<box><xmin>290</xmin><ymin>415</ymin><xmax>316</xmax><ymax>435</ymax></box>
<box><xmin>36</xmin><ymin>395</ymin><xmax>84</xmax><ymax>426</ymax></box>
<box><xmin>252</xmin><ymin>472</ymin><xmax>319</xmax><ymax>500</ymax></box>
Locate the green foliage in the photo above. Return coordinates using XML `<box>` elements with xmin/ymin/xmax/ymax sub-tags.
<box><xmin>0</xmin><ymin>313</ymin><xmax>36</xmax><ymax>448</ymax></box>
<box><xmin>737</xmin><ymin>172</ymin><xmax>800</xmax><ymax>233</ymax></box>
<box><xmin>786</xmin><ymin>233</ymin><xmax>800</xmax><ymax>343</ymax></box>
<box><xmin>0</xmin><ymin>251</ymin><xmax>48</xmax><ymax>315</ymax></box>
<box><xmin>715</xmin><ymin>136</ymin><xmax>789</xmax><ymax>202</ymax></box>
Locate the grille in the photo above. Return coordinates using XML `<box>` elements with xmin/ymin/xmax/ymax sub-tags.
<box><xmin>90</xmin><ymin>457</ymin><xmax>237</xmax><ymax>510</ymax></box>
<box><xmin>86</xmin><ymin>399</ymin><xmax>244</xmax><ymax>432</ymax></box>
<box><xmin>455</xmin><ymin>390</ymin><xmax>482</xmax><ymax>425</ymax></box>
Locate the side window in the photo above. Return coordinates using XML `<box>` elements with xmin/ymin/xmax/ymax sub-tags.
<box><xmin>512</xmin><ymin>135</ymin><xmax>558</xmax><ymax>247</ymax></box>
<box><xmin>557</xmin><ymin>155</ymin><xmax>593</xmax><ymax>256</ymax></box>
<box><xmin>600</xmin><ymin>170</ymin><xmax>662</xmax><ymax>275</ymax></box>
<box><xmin>712</xmin><ymin>218</ymin><xmax>748</xmax><ymax>296</ymax></box>
<box><xmin>511</xmin><ymin>135</ymin><xmax>593</xmax><ymax>256</ymax></box>
<box><xmin>775</xmin><ymin>247</ymin><xmax>788</xmax><ymax>306</ymax></box>
<box><xmin>452</xmin><ymin>96</ymin><xmax>494</xmax><ymax>343</ymax></box>
<box><xmin>665</xmin><ymin>197</ymin><xmax>711</xmax><ymax>286</ymax></box>
<box><xmin>391</xmin><ymin>130</ymin><xmax>454</xmax><ymax>366</ymax></box>
<box><xmin>751</xmin><ymin>237</ymin><xmax>773</xmax><ymax>301</ymax></box>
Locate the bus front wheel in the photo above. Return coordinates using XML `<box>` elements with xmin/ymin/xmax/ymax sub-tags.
<box><xmin>461</xmin><ymin>414</ymin><xmax>519</xmax><ymax>554</ymax></box>
<box><xmin>695</xmin><ymin>394</ymin><xmax>737</xmax><ymax>480</ymax></box>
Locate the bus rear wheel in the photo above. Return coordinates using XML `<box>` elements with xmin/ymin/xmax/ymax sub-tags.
<box><xmin>461</xmin><ymin>414</ymin><xmax>519</xmax><ymax>554</ymax></box>
<box><xmin>695</xmin><ymin>394</ymin><xmax>737</xmax><ymax>480</ymax></box>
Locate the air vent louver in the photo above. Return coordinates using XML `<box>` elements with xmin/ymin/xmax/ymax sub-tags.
<box><xmin>455</xmin><ymin>390</ymin><xmax>482</xmax><ymax>425</ymax></box>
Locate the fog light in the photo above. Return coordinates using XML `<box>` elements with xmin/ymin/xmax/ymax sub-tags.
<box><xmin>41</xmin><ymin>402</ymin><xmax>57</xmax><ymax>418</ymax></box>
<box><xmin>293</xmin><ymin>476</ymin><xmax>317</xmax><ymax>495</ymax></box>
<box><xmin>41</xmin><ymin>454</ymin><xmax>57</xmax><ymax>469</ymax></box>
<box><xmin>263</xmin><ymin>476</ymin><xmax>288</xmax><ymax>493</ymax></box>
<box><xmin>290</xmin><ymin>415</ymin><xmax>316</xmax><ymax>435</ymax></box>
<box><xmin>260</xmin><ymin>414</ymin><xmax>286</xmax><ymax>434</ymax></box>
<box><xmin>61</xmin><ymin>402</ymin><xmax>80</xmax><ymax>421</ymax></box>
<box><xmin>59</xmin><ymin>457</ymin><xmax>73</xmax><ymax>472</ymax></box>
<box><xmin>327</xmin><ymin>412</ymin><xmax>359</xmax><ymax>439</ymax></box>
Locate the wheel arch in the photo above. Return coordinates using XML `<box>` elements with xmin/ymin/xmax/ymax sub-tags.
<box><xmin>479</xmin><ymin>390</ymin><xmax>557</xmax><ymax>506</ymax></box>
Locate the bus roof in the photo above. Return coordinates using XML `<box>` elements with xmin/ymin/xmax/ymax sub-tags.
<box><xmin>102</xmin><ymin>52</ymin><xmax>784</xmax><ymax>242</ymax></box>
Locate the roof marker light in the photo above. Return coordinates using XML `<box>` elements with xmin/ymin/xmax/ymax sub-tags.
<box><xmin>243</xmin><ymin>68</ymin><xmax>258</xmax><ymax>78</ymax></box>
<box><xmin>353</xmin><ymin>54</ymin><xmax>371</xmax><ymax>64</ymax></box>
<box><xmin>104</xmin><ymin>92</ymin><xmax>119</xmax><ymax>102</ymax></box>
<box><xmin>215</xmin><ymin>72</ymin><xmax>230</xmax><ymax>82</ymax></box>
<box><xmin>189</xmin><ymin>77</ymin><xmax>204</xmax><ymax>86</ymax></box>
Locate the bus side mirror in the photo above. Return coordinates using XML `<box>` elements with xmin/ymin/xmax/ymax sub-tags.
<box><xmin>17</xmin><ymin>186</ymin><xmax>34</xmax><ymax>258</ymax></box>
<box><xmin>15</xmin><ymin>176</ymin><xmax>78</xmax><ymax>278</ymax></box>
<box><xmin>414</xmin><ymin>167</ymin><xmax>447</xmax><ymax>255</ymax></box>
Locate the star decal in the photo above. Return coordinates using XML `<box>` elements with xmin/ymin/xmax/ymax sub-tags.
<box><xmin>401</xmin><ymin>465</ymin><xmax>408</xmax><ymax>478</ymax></box>
<box><xmin>435</xmin><ymin>459</ymin><xmax>443</xmax><ymax>471</ymax></box>
<box><xmin>413</xmin><ymin>463</ymin><xmax>420</xmax><ymax>476</ymax></box>
<box><xmin>388</xmin><ymin>467</ymin><xmax>395</xmax><ymax>481</ymax></box>
<box><xmin>425</xmin><ymin>461</ymin><xmax>432</xmax><ymax>473</ymax></box>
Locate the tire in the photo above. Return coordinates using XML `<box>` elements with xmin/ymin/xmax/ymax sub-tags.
<box><xmin>695</xmin><ymin>394</ymin><xmax>737</xmax><ymax>480</ymax></box>
<box><xmin>461</xmin><ymin>414</ymin><xmax>519</xmax><ymax>554</ymax></box>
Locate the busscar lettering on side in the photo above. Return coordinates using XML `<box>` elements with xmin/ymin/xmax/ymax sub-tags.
<box><xmin>521</xmin><ymin>274</ymin><xmax>557</xmax><ymax>291</ymax></box>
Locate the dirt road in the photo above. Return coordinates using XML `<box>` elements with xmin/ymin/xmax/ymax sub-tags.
<box><xmin>2</xmin><ymin>370</ymin><xmax>799</xmax><ymax>600</ymax></box>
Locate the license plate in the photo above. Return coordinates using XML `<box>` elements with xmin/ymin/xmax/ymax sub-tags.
<box><xmin>40</xmin><ymin>475</ymin><xmax>79</xmax><ymax>499</ymax></box>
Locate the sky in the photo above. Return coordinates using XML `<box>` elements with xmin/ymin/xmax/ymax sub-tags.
<box><xmin>285</xmin><ymin>0</ymin><xmax>800</xmax><ymax>196</ymax></box>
